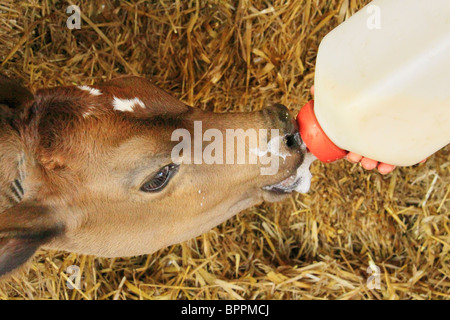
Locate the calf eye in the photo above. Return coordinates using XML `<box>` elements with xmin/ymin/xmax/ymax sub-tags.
<box><xmin>140</xmin><ymin>163</ymin><xmax>179</xmax><ymax>192</ymax></box>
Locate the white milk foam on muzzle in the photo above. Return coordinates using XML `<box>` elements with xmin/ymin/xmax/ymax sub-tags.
<box><xmin>295</xmin><ymin>152</ymin><xmax>316</xmax><ymax>194</ymax></box>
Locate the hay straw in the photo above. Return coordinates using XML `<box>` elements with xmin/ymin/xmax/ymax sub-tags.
<box><xmin>0</xmin><ymin>0</ymin><xmax>448</xmax><ymax>300</ymax></box>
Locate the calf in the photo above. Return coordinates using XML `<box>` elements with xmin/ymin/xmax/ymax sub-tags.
<box><xmin>0</xmin><ymin>75</ymin><xmax>308</xmax><ymax>277</ymax></box>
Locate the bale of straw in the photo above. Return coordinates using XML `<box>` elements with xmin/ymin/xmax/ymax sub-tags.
<box><xmin>0</xmin><ymin>0</ymin><xmax>448</xmax><ymax>300</ymax></box>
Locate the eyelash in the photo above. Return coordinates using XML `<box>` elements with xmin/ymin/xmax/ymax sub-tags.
<box><xmin>140</xmin><ymin>163</ymin><xmax>179</xmax><ymax>192</ymax></box>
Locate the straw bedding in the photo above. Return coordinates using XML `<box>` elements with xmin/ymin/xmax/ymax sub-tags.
<box><xmin>0</xmin><ymin>0</ymin><xmax>448</xmax><ymax>300</ymax></box>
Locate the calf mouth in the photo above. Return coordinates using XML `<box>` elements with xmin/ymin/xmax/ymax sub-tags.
<box><xmin>263</xmin><ymin>174</ymin><xmax>303</xmax><ymax>194</ymax></box>
<box><xmin>263</xmin><ymin>152</ymin><xmax>316</xmax><ymax>195</ymax></box>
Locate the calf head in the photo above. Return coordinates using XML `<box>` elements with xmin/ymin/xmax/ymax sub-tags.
<box><xmin>0</xmin><ymin>75</ymin><xmax>310</xmax><ymax>277</ymax></box>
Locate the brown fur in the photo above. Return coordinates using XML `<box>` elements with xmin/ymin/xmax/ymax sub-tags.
<box><xmin>0</xmin><ymin>75</ymin><xmax>305</xmax><ymax>277</ymax></box>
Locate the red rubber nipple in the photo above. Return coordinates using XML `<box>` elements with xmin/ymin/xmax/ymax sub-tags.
<box><xmin>297</xmin><ymin>100</ymin><xmax>348</xmax><ymax>163</ymax></box>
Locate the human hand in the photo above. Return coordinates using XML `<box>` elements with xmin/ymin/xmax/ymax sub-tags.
<box><xmin>346</xmin><ymin>152</ymin><xmax>396</xmax><ymax>174</ymax></box>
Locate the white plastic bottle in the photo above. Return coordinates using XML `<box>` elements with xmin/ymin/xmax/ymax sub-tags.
<box><xmin>298</xmin><ymin>0</ymin><xmax>450</xmax><ymax>166</ymax></box>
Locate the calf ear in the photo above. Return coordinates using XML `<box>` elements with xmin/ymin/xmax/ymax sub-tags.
<box><xmin>97</xmin><ymin>76</ymin><xmax>190</xmax><ymax>117</ymax></box>
<box><xmin>0</xmin><ymin>202</ymin><xmax>63</xmax><ymax>277</ymax></box>
<box><xmin>0</xmin><ymin>75</ymin><xmax>32</xmax><ymax>211</ymax></box>
<box><xmin>0</xmin><ymin>74</ymin><xmax>34</xmax><ymax>113</ymax></box>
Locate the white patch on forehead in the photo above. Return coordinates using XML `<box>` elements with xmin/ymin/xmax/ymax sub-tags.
<box><xmin>78</xmin><ymin>85</ymin><xmax>102</xmax><ymax>96</ymax></box>
<box><xmin>112</xmin><ymin>97</ymin><xmax>146</xmax><ymax>112</ymax></box>
<box><xmin>82</xmin><ymin>105</ymin><xmax>96</xmax><ymax>119</ymax></box>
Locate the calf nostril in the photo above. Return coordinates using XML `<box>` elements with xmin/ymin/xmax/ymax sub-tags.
<box><xmin>285</xmin><ymin>132</ymin><xmax>301</xmax><ymax>149</ymax></box>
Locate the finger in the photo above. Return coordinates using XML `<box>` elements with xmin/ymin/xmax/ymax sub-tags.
<box><xmin>360</xmin><ymin>157</ymin><xmax>378</xmax><ymax>170</ymax></box>
<box><xmin>347</xmin><ymin>152</ymin><xmax>363</xmax><ymax>163</ymax></box>
<box><xmin>377</xmin><ymin>163</ymin><xmax>396</xmax><ymax>175</ymax></box>
<box><xmin>310</xmin><ymin>86</ymin><xmax>315</xmax><ymax>96</ymax></box>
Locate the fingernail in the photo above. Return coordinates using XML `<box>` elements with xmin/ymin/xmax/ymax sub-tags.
<box><xmin>360</xmin><ymin>158</ymin><xmax>377</xmax><ymax>170</ymax></box>
<box><xmin>347</xmin><ymin>152</ymin><xmax>362</xmax><ymax>163</ymax></box>
<box><xmin>378</xmin><ymin>163</ymin><xmax>395</xmax><ymax>175</ymax></box>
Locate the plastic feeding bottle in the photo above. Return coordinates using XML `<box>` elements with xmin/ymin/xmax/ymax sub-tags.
<box><xmin>297</xmin><ymin>0</ymin><xmax>450</xmax><ymax>166</ymax></box>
